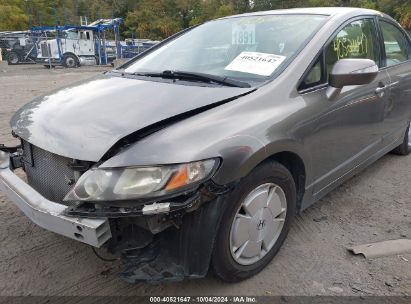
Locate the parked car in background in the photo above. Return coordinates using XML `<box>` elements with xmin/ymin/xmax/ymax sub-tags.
<box><xmin>1</xmin><ymin>7</ymin><xmax>410</xmax><ymax>283</ymax></box>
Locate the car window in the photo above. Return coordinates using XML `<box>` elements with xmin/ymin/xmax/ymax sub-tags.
<box><xmin>379</xmin><ymin>20</ymin><xmax>411</xmax><ymax>67</ymax></box>
<box><xmin>298</xmin><ymin>55</ymin><xmax>324</xmax><ymax>90</ymax></box>
<box><xmin>325</xmin><ymin>18</ymin><xmax>379</xmax><ymax>79</ymax></box>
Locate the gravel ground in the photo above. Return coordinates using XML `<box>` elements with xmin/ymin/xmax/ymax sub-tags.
<box><xmin>0</xmin><ymin>64</ymin><xmax>410</xmax><ymax>296</ymax></box>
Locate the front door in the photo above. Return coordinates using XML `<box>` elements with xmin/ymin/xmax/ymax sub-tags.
<box><xmin>78</xmin><ymin>30</ymin><xmax>95</xmax><ymax>55</ymax></box>
<box><xmin>300</xmin><ymin>17</ymin><xmax>390</xmax><ymax>196</ymax></box>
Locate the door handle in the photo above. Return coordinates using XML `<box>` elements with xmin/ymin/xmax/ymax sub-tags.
<box><xmin>375</xmin><ymin>86</ymin><xmax>386</xmax><ymax>94</ymax></box>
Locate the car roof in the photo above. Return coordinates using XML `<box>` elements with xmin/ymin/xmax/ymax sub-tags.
<box><xmin>223</xmin><ymin>7</ymin><xmax>387</xmax><ymax>19</ymax></box>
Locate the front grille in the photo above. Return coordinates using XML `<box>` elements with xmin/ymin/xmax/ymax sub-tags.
<box><xmin>22</xmin><ymin>141</ymin><xmax>76</xmax><ymax>203</ymax></box>
<box><xmin>40</xmin><ymin>42</ymin><xmax>49</xmax><ymax>57</ymax></box>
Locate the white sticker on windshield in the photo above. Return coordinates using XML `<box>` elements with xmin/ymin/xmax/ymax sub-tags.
<box><xmin>225</xmin><ymin>52</ymin><xmax>286</xmax><ymax>76</ymax></box>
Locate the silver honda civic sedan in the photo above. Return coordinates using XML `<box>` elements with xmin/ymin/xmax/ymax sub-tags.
<box><xmin>1</xmin><ymin>7</ymin><xmax>410</xmax><ymax>283</ymax></box>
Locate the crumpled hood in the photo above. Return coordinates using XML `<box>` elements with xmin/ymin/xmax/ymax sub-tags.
<box><xmin>10</xmin><ymin>73</ymin><xmax>252</xmax><ymax>161</ymax></box>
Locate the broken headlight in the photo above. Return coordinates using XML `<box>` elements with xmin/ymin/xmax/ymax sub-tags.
<box><xmin>63</xmin><ymin>159</ymin><xmax>218</xmax><ymax>201</ymax></box>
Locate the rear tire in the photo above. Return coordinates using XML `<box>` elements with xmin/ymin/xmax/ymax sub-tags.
<box><xmin>392</xmin><ymin>123</ymin><xmax>410</xmax><ymax>156</ymax></box>
<box><xmin>211</xmin><ymin>160</ymin><xmax>296</xmax><ymax>282</ymax></box>
<box><xmin>7</xmin><ymin>51</ymin><xmax>20</xmax><ymax>65</ymax></box>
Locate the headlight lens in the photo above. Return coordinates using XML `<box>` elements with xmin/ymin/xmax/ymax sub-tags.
<box><xmin>64</xmin><ymin>159</ymin><xmax>218</xmax><ymax>201</ymax></box>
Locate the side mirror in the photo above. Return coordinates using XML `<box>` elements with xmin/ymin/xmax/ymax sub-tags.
<box><xmin>326</xmin><ymin>59</ymin><xmax>378</xmax><ymax>100</ymax></box>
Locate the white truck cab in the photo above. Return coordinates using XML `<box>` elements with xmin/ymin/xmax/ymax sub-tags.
<box><xmin>37</xmin><ymin>29</ymin><xmax>97</xmax><ymax>67</ymax></box>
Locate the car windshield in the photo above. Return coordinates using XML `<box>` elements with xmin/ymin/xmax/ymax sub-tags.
<box><xmin>123</xmin><ymin>14</ymin><xmax>328</xmax><ymax>85</ymax></box>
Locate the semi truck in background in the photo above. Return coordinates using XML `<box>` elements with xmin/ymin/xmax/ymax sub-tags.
<box><xmin>35</xmin><ymin>27</ymin><xmax>102</xmax><ymax>68</ymax></box>
<box><xmin>34</xmin><ymin>19</ymin><xmax>159</xmax><ymax>68</ymax></box>
<box><xmin>34</xmin><ymin>19</ymin><xmax>123</xmax><ymax>68</ymax></box>
<box><xmin>1</xmin><ymin>18</ymin><xmax>159</xmax><ymax>68</ymax></box>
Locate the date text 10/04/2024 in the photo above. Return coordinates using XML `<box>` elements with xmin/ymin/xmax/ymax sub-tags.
<box><xmin>149</xmin><ymin>297</ymin><xmax>257</xmax><ymax>303</ymax></box>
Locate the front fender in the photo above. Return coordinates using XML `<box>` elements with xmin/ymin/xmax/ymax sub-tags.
<box><xmin>100</xmin><ymin>128</ymin><xmax>268</xmax><ymax>185</ymax></box>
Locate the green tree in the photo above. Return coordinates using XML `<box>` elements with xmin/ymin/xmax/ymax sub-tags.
<box><xmin>0</xmin><ymin>0</ymin><xmax>410</xmax><ymax>36</ymax></box>
<box><xmin>395</xmin><ymin>2</ymin><xmax>411</xmax><ymax>29</ymax></box>
<box><xmin>0</xmin><ymin>0</ymin><xmax>28</xmax><ymax>30</ymax></box>
<box><xmin>189</xmin><ymin>0</ymin><xmax>235</xmax><ymax>26</ymax></box>
<box><xmin>125</xmin><ymin>0</ymin><xmax>182</xmax><ymax>40</ymax></box>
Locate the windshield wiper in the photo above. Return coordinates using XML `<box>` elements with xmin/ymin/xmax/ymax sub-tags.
<box><xmin>133</xmin><ymin>70</ymin><xmax>251</xmax><ymax>88</ymax></box>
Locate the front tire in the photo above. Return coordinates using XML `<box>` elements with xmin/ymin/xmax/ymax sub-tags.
<box><xmin>392</xmin><ymin>123</ymin><xmax>410</xmax><ymax>156</ymax></box>
<box><xmin>63</xmin><ymin>54</ymin><xmax>79</xmax><ymax>68</ymax></box>
<box><xmin>211</xmin><ymin>161</ymin><xmax>296</xmax><ymax>282</ymax></box>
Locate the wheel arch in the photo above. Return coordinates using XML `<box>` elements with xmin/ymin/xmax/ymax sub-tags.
<box><xmin>222</xmin><ymin>141</ymin><xmax>308</xmax><ymax>212</ymax></box>
<box><xmin>237</xmin><ymin>137</ymin><xmax>309</xmax><ymax>212</ymax></box>
<box><xmin>268</xmin><ymin>151</ymin><xmax>306</xmax><ymax>211</ymax></box>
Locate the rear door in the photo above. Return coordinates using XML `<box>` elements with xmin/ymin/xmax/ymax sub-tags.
<box><xmin>377</xmin><ymin>18</ymin><xmax>411</xmax><ymax>142</ymax></box>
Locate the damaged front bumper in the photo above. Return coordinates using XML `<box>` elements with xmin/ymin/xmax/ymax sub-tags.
<box><xmin>0</xmin><ymin>147</ymin><xmax>232</xmax><ymax>283</ymax></box>
<box><xmin>116</xmin><ymin>191</ymin><xmax>230</xmax><ymax>283</ymax></box>
<box><xmin>0</xmin><ymin>150</ymin><xmax>111</xmax><ymax>247</ymax></box>
<box><xmin>102</xmin><ymin>181</ymin><xmax>232</xmax><ymax>283</ymax></box>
